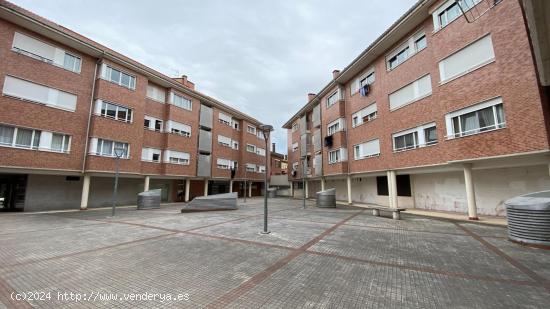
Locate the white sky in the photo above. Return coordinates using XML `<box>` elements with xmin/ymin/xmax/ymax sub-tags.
<box><xmin>11</xmin><ymin>0</ymin><xmax>417</xmax><ymax>154</ymax></box>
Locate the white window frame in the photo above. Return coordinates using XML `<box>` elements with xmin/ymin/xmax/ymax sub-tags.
<box><xmin>386</xmin><ymin>30</ymin><xmax>427</xmax><ymax>71</ymax></box>
<box><xmin>445</xmin><ymin>97</ymin><xmax>505</xmax><ymax>139</ymax></box>
<box><xmin>166</xmin><ymin>120</ymin><xmax>191</xmax><ymax>137</ymax></box>
<box><xmin>144</xmin><ymin>115</ymin><xmax>163</xmax><ymax>132</ymax></box>
<box><xmin>292</xmin><ymin>142</ymin><xmax>299</xmax><ymax>152</ymax></box>
<box><xmin>328</xmin><ymin>148</ymin><xmax>344</xmax><ymax>164</ymax></box>
<box><xmin>352</xmin><ymin>103</ymin><xmax>378</xmax><ymax>128</ymax></box>
<box><xmin>164</xmin><ymin>150</ymin><xmax>190</xmax><ymax>165</ymax></box>
<box><xmin>98</xmin><ymin>100</ymin><xmax>133</xmax><ymax>123</ymax></box>
<box><xmin>141</xmin><ymin>147</ymin><xmax>162</xmax><ymax>163</ymax></box>
<box><xmin>103</xmin><ymin>64</ymin><xmax>136</xmax><ymax>90</ymax></box>
<box><xmin>246</xmin><ymin>144</ymin><xmax>256</xmax><ymax>153</ymax></box>
<box><xmin>246</xmin><ymin>163</ymin><xmax>256</xmax><ymax>172</ymax></box>
<box><xmin>3</xmin><ymin>75</ymin><xmax>78</xmax><ymax>112</ymax></box>
<box><xmin>170</xmin><ymin>92</ymin><xmax>192</xmax><ymax>111</ymax></box>
<box><xmin>327</xmin><ymin>118</ymin><xmax>344</xmax><ymax>136</ymax></box>
<box><xmin>392</xmin><ymin>122</ymin><xmax>437</xmax><ymax>152</ymax></box>
<box><xmin>218</xmin><ymin>112</ymin><xmax>232</xmax><ymax>126</ymax></box>
<box><xmin>389</xmin><ymin>74</ymin><xmax>432</xmax><ymax>111</ymax></box>
<box><xmin>247</xmin><ymin>125</ymin><xmax>256</xmax><ymax>135</ymax></box>
<box><xmin>218</xmin><ymin>135</ymin><xmax>232</xmax><ymax>147</ymax></box>
<box><xmin>232</xmin><ymin>140</ymin><xmax>239</xmax><ymax>150</ymax></box>
<box><xmin>326</xmin><ymin>90</ymin><xmax>340</xmax><ymax>108</ymax></box>
<box><xmin>0</xmin><ymin>124</ymin><xmax>40</xmax><ymax>150</ymax></box>
<box><xmin>432</xmin><ymin>0</ymin><xmax>481</xmax><ymax>32</ymax></box>
<box><xmin>146</xmin><ymin>84</ymin><xmax>166</xmax><ymax>103</ymax></box>
<box><xmin>256</xmin><ymin>147</ymin><xmax>266</xmax><ymax>157</ymax></box>
<box><xmin>353</xmin><ymin>139</ymin><xmax>380</xmax><ymax>160</ymax></box>
<box><xmin>438</xmin><ymin>34</ymin><xmax>496</xmax><ymax>84</ymax></box>
<box><xmin>92</xmin><ymin>138</ymin><xmax>130</xmax><ymax>159</ymax></box>
<box><xmin>11</xmin><ymin>32</ymin><xmax>82</xmax><ymax>73</ymax></box>
<box><xmin>217</xmin><ymin>158</ymin><xmax>233</xmax><ymax>170</ymax></box>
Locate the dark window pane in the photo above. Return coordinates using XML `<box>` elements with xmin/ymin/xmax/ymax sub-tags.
<box><xmin>396</xmin><ymin>175</ymin><xmax>412</xmax><ymax>197</ymax></box>
<box><xmin>106</xmin><ymin>104</ymin><xmax>117</xmax><ymax>118</ymax></box>
<box><xmin>376</xmin><ymin>176</ymin><xmax>389</xmax><ymax>196</ymax></box>
<box><xmin>117</xmin><ymin>107</ymin><xmax>128</xmax><ymax>121</ymax></box>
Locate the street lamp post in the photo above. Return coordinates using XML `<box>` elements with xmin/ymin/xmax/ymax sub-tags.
<box><xmin>302</xmin><ymin>156</ymin><xmax>306</xmax><ymax>209</ymax></box>
<box><xmin>111</xmin><ymin>146</ymin><xmax>125</xmax><ymax>217</ymax></box>
<box><xmin>259</xmin><ymin>124</ymin><xmax>273</xmax><ymax>234</ymax></box>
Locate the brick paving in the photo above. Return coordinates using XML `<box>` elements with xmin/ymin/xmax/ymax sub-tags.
<box><xmin>0</xmin><ymin>198</ymin><xmax>549</xmax><ymax>308</ymax></box>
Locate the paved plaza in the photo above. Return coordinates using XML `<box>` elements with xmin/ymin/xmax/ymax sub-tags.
<box><xmin>0</xmin><ymin>198</ymin><xmax>549</xmax><ymax>308</ymax></box>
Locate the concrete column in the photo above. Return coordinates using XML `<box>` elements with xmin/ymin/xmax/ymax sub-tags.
<box><xmin>305</xmin><ymin>180</ymin><xmax>309</xmax><ymax>199</ymax></box>
<box><xmin>80</xmin><ymin>174</ymin><xmax>90</xmax><ymax>210</ymax></box>
<box><xmin>248</xmin><ymin>181</ymin><xmax>252</xmax><ymax>197</ymax></box>
<box><xmin>229</xmin><ymin>180</ymin><xmax>233</xmax><ymax>193</ymax></box>
<box><xmin>290</xmin><ymin>181</ymin><xmax>294</xmax><ymax>198</ymax></box>
<box><xmin>204</xmin><ymin>179</ymin><xmax>209</xmax><ymax>196</ymax></box>
<box><xmin>144</xmin><ymin>176</ymin><xmax>150</xmax><ymax>192</ymax></box>
<box><xmin>321</xmin><ymin>177</ymin><xmax>326</xmax><ymax>191</ymax></box>
<box><xmin>184</xmin><ymin>179</ymin><xmax>190</xmax><ymax>202</ymax></box>
<box><xmin>346</xmin><ymin>175</ymin><xmax>352</xmax><ymax>204</ymax></box>
<box><xmin>464</xmin><ymin>164</ymin><xmax>478</xmax><ymax>220</ymax></box>
<box><xmin>387</xmin><ymin>170</ymin><xmax>398</xmax><ymax>209</ymax></box>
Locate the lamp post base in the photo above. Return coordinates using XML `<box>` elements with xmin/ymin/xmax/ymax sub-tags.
<box><xmin>260</xmin><ymin>231</ymin><xmax>271</xmax><ymax>235</ymax></box>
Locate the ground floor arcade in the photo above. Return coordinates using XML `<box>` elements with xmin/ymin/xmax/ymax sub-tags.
<box><xmin>0</xmin><ymin>170</ymin><xmax>265</xmax><ymax>212</ymax></box>
<box><xmin>290</xmin><ymin>153</ymin><xmax>550</xmax><ymax>218</ymax></box>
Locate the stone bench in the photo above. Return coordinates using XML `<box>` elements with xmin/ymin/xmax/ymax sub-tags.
<box><xmin>367</xmin><ymin>206</ymin><xmax>406</xmax><ymax>220</ymax></box>
<box><xmin>181</xmin><ymin>192</ymin><xmax>238</xmax><ymax>212</ymax></box>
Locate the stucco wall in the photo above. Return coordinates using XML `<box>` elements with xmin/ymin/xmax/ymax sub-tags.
<box><xmin>413</xmin><ymin>165</ymin><xmax>550</xmax><ymax>216</ymax></box>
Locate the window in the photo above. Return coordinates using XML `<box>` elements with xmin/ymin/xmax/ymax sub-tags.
<box><xmin>352</xmin><ymin>103</ymin><xmax>377</xmax><ymax>128</ymax></box>
<box><xmin>354</xmin><ymin>139</ymin><xmax>380</xmax><ymax>160</ymax></box>
<box><xmin>256</xmin><ymin>147</ymin><xmax>266</xmax><ymax>156</ymax></box>
<box><xmin>146</xmin><ymin>84</ymin><xmax>165</xmax><ymax>103</ymax></box>
<box><xmin>144</xmin><ymin>115</ymin><xmax>163</xmax><ymax>131</ymax></box>
<box><xmin>351</xmin><ymin>69</ymin><xmax>376</xmax><ymax>95</ymax></box>
<box><xmin>3</xmin><ymin>76</ymin><xmax>77</xmax><ymax>111</ymax></box>
<box><xmin>292</xmin><ymin>123</ymin><xmax>299</xmax><ymax>132</ymax></box>
<box><xmin>219</xmin><ymin>112</ymin><xmax>232</xmax><ymax>126</ymax></box>
<box><xmin>389</xmin><ymin>74</ymin><xmax>432</xmax><ymax>110</ymax></box>
<box><xmin>292</xmin><ymin>162</ymin><xmax>299</xmax><ymax>171</ymax></box>
<box><xmin>328</xmin><ymin>149</ymin><xmax>342</xmax><ymax>164</ymax></box>
<box><xmin>386</xmin><ymin>31</ymin><xmax>427</xmax><ymax>70</ymax></box>
<box><xmin>292</xmin><ymin>142</ymin><xmax>299</xmax><ymax>152</ymax></box>
<box><xmin>246</xmin><ymin>144</ymin><xmax>256</xmax><ymax>153</ymax></box>
<box><xmin>232</xmin><ymin>141</ymin><xmax>239</xmax><ymax>150</ymax></box>
<box><xmin>327</xmin><ymin>118</ymin><xmax>344</xmax><ymax>136</ymax></box>
<box><xmin>434</xmin><ymin>0</ymin><xmax>480</xmax><ymax>30</ymax></box>
<box><xmin>104</xmin><ymin>65</ymin><xmax>136</xmax><ymax>90</ymax></box>
<box><xmin>326</xmin><ymin>91</ymin><xmax>340</xmax><ymax>108</ymax></box>
<box><xmin>257</xmin><ymin>130</ymin><xmax>264</xmax><ymax>139</ymax></box>
<box><xmin>92</xmin><ymin>138</ymin><xmax>129</xmax><ymax>158</ymax></box>
<box><xmin>257</xmin><ymin>165</ymin><xmax>266</xmax><ymax>173</ymax></box>
<box><xmin>218</xmin><ymin>135</ymin><xmax>232</xmax><ymax>147</ymax></box>
<box><xmin>246</xmin><ymin>163</ymin><xmax>256</xmax><ymax>172</ymax></box>
<box><xmin>141</xmin><ymin>148</ymin><xmax>161</xmax><ymax>163</ymax></box>
<box><xmin>394</xmin><ymin>131</ymin><xmax>419</xmax><ymax>152</ymax></box>
<box><xmin>247</xmin><ymin>125</ymin><xmax>256</xmax><ymax>134</ymax></box>
<box><xmin>50</xmin><ymin>133</ymin><xmax>70</xmax><ymax>153</ymax></box>
<box><xmin>97</xmin><ymin>100</ymin><xmax>132</xmax><ymax>123</ymax></box>
<box><xmin>12</xmin><ymin>32</ymin><xmax>81</xmax><ymax>73</ymax></box>
<box><xmin>414</xmin><ymin>35</ymin><xmax>427</xmax><ymax>51</ymax></box>
<box><xmin>165</xmin><ymin>150</ymin><xmax>190</xmax><ymax>165</ymax></box>
<box><xmin>439</xmin><ymin>34</ymin><xmax>495</xmax><ymax>83</ymax></box>
<box><xmin>166</xmin><ymin>120</ymin><xmax>191</xmax><ymax>137</ymax></box>
<box><xmin>233</xmin><ymin>121</ymin><xmax>240</xmax><ymax>131</ymax></box>
<box><xmin>217</xmin><ymin>158</ymin><xmax>232</xmax><ymax>170</ymax></box>
<box><xmin>171</xmin><ymin>93</ymin><xmax>192</xmax><ymax>110</ymax></box>
<box><xmin>389</xmin><ymin>47</ymin><xmax>409</xmax><ymax>70</ymax></box>
<box><xmin>0</xmin><ymin>124</ymin><xmax>40</xmax><ymax>150</ymax></box>
<box><xmin>393</xmin><ymin>123</ymin><xmax>437</xmax><ymax>152</ymax></box>
<box><xmin>447</xmin><ymin>98</ymin><xmax>505</xmax><ymax>138</ymax></box>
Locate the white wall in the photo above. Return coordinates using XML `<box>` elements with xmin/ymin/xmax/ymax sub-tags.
<box><xmin>413</xmin><ymin>165</ymin><xmax>550</xmax><ymax>216</ymax></box>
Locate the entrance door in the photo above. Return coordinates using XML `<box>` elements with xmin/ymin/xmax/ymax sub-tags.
<box><xmin>0</xmin><ymin>174</ymin><xmax>27</xmax><ymax>212</ymax></box>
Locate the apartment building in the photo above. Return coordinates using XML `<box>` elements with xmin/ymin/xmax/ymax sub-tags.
<box><xmin>0</xmin><ymin>0</ymin><xmax>270</xmax><ymax>212</ymax></box>
<box><xmin>270</xmin><ymin>143</ymin><xmax>288</xmax><ymax>176</ymax></box>
<box><xmin>284</xmin><ymin>0</ymin><xmax>550</xmax><ymax>218</ymax></box>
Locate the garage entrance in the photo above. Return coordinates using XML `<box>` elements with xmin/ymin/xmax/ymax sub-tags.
<box><xmin>0</xmin><ymin>174</ymin><xmax>27</xmax><ymax>212</ymax></box>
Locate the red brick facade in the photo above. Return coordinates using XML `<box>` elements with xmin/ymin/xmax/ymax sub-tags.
<box><xmin>285</xmin><ymin>0</ymin><xmax>549</xmax><ymax>179</ymax></box>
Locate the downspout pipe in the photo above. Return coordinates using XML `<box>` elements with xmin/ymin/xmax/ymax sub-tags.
<box><xmin>81</xmin><ymin>58</ymin><xmax>101</xmax><ymax>173</ymax></box>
